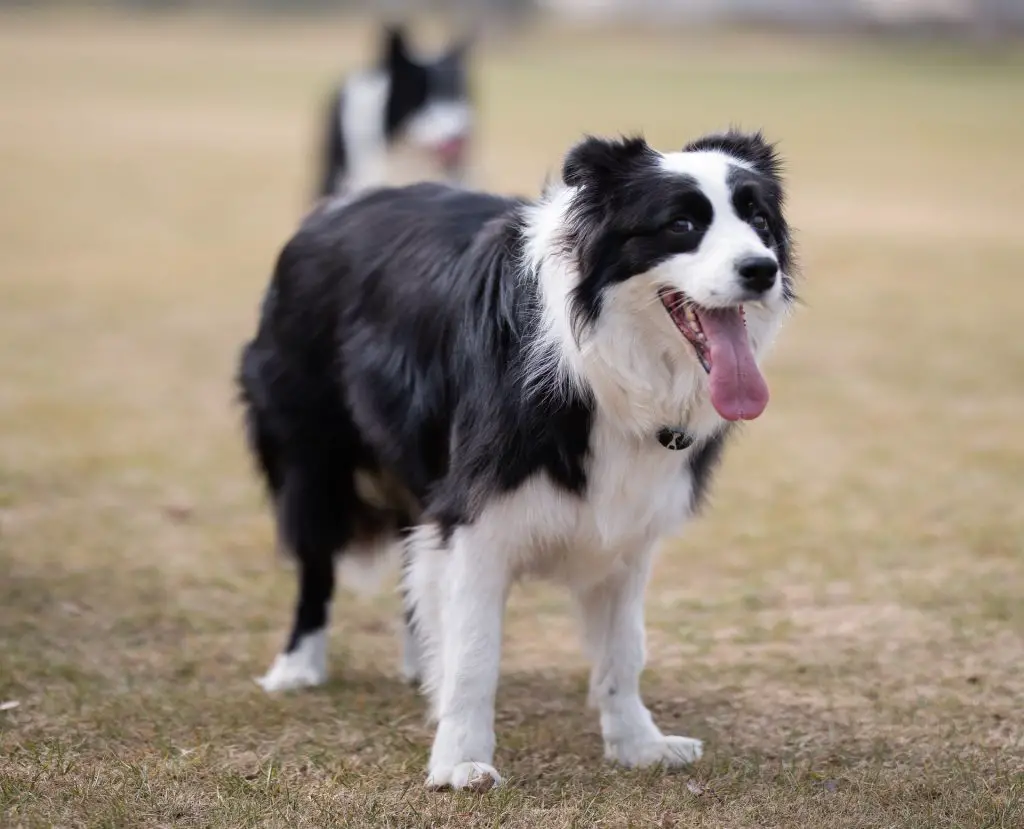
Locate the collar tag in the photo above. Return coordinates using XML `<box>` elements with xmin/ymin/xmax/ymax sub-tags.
<box><xmin>657</xmin><ymin>427</ymin><xmax>694</xmax><ymax>451</ymax></box>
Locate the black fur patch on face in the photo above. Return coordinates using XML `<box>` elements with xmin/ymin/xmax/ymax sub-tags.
<box><xmin>429</xmin><ymin>42</ymin><xmax>471</xmax><ymax>103</ymax></box>
<box><xmin>728</xmin><ymin>166</ymin><xmax>793</xmax><ymax>276</ymax></box>
<box><xmin>382</xmin><ymin>27</ymin><xmax>427</xmax><ymax>138</ymax></box>
<box><xmin>561</xmin><ymin>136</ymin><xmax>716</xmax><ymax>339</ymax></box>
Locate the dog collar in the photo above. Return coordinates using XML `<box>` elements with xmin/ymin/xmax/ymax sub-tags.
<box><xmin>656</xmin><ymin>427</ymin><xmax>694</xmax><ymax>451</ymax></box>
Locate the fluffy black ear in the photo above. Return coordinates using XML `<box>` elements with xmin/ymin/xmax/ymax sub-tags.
<box><xmin>381</xmin><ymin>23</ymin><xmax>413</xmax><ymax>68</ymax></box>
<box><xmin>562</xmin><ymin>135</ymin><xmax>654</xmax><ymax>189</ymax></box>
<box><xmin>684</xmin><ymin>129</ymin><xmax>782</xmax><ymax>180</ymax></box>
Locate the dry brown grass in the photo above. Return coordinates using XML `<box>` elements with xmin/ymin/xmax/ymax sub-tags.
<box><xmin>1</xmin><ymin>12</ymin><xmax>1023</xmax><ymax>828</ymax></box>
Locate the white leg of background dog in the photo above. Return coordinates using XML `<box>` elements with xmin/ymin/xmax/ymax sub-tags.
<box><xmin>576</xmin><ymin>546</ymin><xmax>703</xmax><ymax>768</ymax></box>
<box><xmin>413</xmin><ymin>520</ymin><xmax>509</xmax><ymax>791</ymax></box>
<box><xmin>256</xmin><ymin>628</ymin><xmax>328</xmax><ymax>692</ymax></box>
<box><xmin>400</xmin><ymin>618</ymin><xmax>424</xmax><ymax>685</ymax></box>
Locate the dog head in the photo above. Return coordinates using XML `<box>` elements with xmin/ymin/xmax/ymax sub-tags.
<box><xmin>381</xmin><ymin>25</ymin><xmax>474</xmax><ymax>177</ymax></box>
<box><xmin>548</xmin><ymin>131</ymin><xmax>795</xmax><ymax>425</ymax></box>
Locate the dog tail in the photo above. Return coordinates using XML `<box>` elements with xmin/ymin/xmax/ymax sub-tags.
<box><xmin>238</xmin><ymin>340</ymin><xmax>287</xmax><ymax>497</ymax></box>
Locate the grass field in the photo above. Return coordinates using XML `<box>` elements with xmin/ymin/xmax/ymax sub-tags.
<box><xmin>1</xmin><ymin>11</ymin><xmax>1023</xmax><ymax>828</ymax></box>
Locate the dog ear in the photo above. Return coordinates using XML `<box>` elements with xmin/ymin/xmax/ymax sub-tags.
<box><xmin>381</xmin><ymin>23</ymin><xmax>413</xmax><ymax>68</ymax></box>
<box><xmin>562</xmin><ymin>135</ymin><xmax>653</xmax><ymax>189</ymax></box>
<box><xmin>684</xmin><ymin>129</ymin><xmax>782</xmax><ymax>181</ymax></box>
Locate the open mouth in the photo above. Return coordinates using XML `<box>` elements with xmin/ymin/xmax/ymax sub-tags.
<box><xmin>659</xmin><ymin>289</ymin><xmax>711</xmax><ymax>373</ymax></box>
<box><xmin>432</xmin><ymin>135</ymin><xmax>468</xmax><ymax>171</ymax></box>
<box><xmin>658</xmin><ymin>288</ymin><xmax>770</xmax><ymax>422</ymax></box>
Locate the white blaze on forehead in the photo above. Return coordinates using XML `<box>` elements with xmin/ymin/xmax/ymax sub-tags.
<box><xmin>657</xmin><ymin>150</ymin><xmax>753</xmax><ymax>217</ymax></box>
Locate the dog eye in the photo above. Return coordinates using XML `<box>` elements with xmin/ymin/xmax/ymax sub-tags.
<box><xmin>668</xmin><ymin>217</ymin><xmax>696</xmax><ymax>234</ymax></box>
<box><xmin>751</xmin><ymin>213</ymin><xmax>769</xmax><ymax>232</ymax></box>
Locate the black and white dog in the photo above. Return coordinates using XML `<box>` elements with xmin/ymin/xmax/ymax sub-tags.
<box><xmin>317</xmin><ymin>24</ymin><xmax>474</xmax><ymax>200</ymax></box>
<box><xmin>240</xmin><ymin>130</ymin><xmax>795</xmax><ymax>790</ymax></box>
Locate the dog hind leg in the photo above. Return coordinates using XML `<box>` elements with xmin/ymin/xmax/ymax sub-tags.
<box><xmin>257</xmin><ymin>462</ymin><xmax>351</xmax><ymax>693</ymax></box>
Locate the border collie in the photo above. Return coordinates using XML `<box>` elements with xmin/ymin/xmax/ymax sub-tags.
<box><xmin>317</xmin><ymin>24</ymin><xmax>474</xmax><ymax>200</ymax></box>
<box><xmin>239</xmin><ymin>130</ymin><xmax>795</xmax><ymax>790</ymax></box>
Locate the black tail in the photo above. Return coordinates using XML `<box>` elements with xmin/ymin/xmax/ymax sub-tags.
<box><xmin>238</xmin><ymin>341</ymin><xmax>287</xmax><ymax>501</ymax></box>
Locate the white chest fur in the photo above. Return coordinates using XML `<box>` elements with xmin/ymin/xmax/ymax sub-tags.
<box><xmin>485</xmin><ymin>414</ymin><xmax>703</xmax><ymax>592</ymax></box>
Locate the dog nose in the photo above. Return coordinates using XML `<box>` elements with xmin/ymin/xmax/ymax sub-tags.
<box><xmin>737</xmin><ymin>257</ymin><xmax>778</xmax><ymax>293</ymax></box>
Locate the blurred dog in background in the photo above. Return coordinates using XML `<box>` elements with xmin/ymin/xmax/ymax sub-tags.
<box><xmin>317</xmin><ymin>24</ymin><xmax>475</xmax><ymax>200</ymax></box>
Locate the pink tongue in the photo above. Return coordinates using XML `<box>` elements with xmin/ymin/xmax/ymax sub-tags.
<box><xmin>434</xmin><ymin>136</ymin><xmax>467</xmax><ymax>168</ymax></box>
<box><xmin>695</xmin><ymin>307</ymin><xmax>769</xmax><ymax>421</ymax></box>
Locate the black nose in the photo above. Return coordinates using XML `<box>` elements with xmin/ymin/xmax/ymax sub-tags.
<box><xmin>737</xmin><ymin>256</ymin><xmax>778</xmax><ymax>293</ymax></box>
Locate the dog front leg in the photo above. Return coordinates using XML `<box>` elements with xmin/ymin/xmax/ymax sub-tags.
<box><xmin>423</xmin><ymin>520</ymin><xmax>509</xmax><ymax>791</ymax></box>
<box><xmin>575</xmin><ymin>547</ymin><xmax>703</xmax><ymax>769</ymax></box>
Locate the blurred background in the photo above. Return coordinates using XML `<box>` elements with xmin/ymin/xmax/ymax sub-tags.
<box><xmin>4</xmin><ymin>0</ymin><xmax>1023</xmax><ymax>32</ymax></box>
<box><xmin>1</xmin><ymin>1</ymin><xmax>1022</xmax><ymax>826</ymax></box>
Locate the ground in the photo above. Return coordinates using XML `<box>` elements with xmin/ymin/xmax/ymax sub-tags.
<box><xmin>0</xmin><ymin>11</ymin><xmax>1022</xmax><ymax>828</ymax></box>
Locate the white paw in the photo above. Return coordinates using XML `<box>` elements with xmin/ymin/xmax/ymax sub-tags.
<box><xmin>606</xmin><ymin>734</ymin><xmax>704</xmax><ymax>769</ymax></box>
<box><xmin>255</xmin><ymin>652</ymin><xmax>327</xmax><ymax>692</ymax></box>
<box><xmin>425</xmin><ymin>761</ymin><xmax>503</xmax><ymax>792</ymax></box>
<box><xmin>255</xmin><ymin>631</ymin><xmax>327</xmax><ymax>693</ymax></box>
